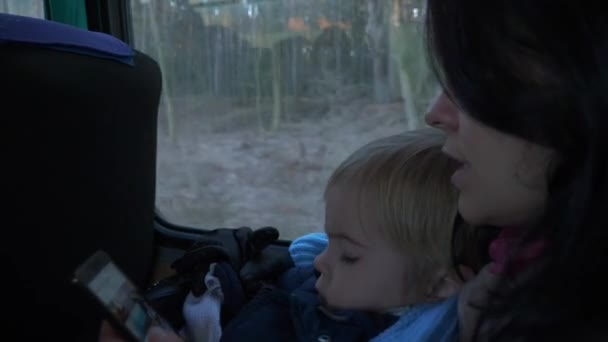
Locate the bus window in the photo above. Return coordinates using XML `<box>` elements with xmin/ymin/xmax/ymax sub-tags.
<box><xmin>0</xmin><ymin>0</ymin><xmax>44</xmax><ymax>18</ymax></box>
<box><xmin>129</xmin><ymin>0</ymin><xmax>436</xmax><ymax>240</ymax></box>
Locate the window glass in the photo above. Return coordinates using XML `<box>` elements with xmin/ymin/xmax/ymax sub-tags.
<box><xmin>0</xmin><ymin>0</ymin><xmax>45</xmax><ymax>18</ymax></box>
<box><xmin>130</xmin><ymin>0</ymin><xmax>437</xmax><ymax>240</ymax></box>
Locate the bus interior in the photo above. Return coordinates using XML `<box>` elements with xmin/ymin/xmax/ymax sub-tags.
<box><xmin>2</xmin><ymin>0</ymin><xmax>436</xmax><ymax>339</ymax></box>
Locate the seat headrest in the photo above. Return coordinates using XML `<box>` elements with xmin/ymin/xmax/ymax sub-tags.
<box><xmin>0</xmin><ymin>13</ymin><xmax>134</xmax><ymax>65</ymax></box>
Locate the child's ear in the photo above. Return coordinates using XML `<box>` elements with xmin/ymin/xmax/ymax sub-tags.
<box><xmin>426</xmin><ymin>268</ymin><xmax>466</xmax><ymax>300</ymax></box>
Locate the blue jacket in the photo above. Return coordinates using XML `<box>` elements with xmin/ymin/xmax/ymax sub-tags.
<box><xmin>220</xmin><ymin>266</ymin><xmax>397</xmax><ymax>342</ymax></box>
<box><xmin>369</xmin><ymin>295</ymin><xmax>458</xmax><ymax>342</ymax></box>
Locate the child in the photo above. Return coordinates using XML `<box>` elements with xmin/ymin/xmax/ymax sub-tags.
<box><xmin>210</xmin><ymin>128</ymin><xmax>470</xmax><ymax>342</ymax></box>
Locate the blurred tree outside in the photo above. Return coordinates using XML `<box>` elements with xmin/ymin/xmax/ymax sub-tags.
<box><xmin>128</xmin><ymin>0</ymin><xmax>437</xmax><ymax>135</ymax></box>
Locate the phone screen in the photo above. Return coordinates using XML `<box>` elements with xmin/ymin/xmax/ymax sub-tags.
<box><xmin>74</xmin><ymin>251</ymin><xmax>174</xmax><ymax>341</ymax></box>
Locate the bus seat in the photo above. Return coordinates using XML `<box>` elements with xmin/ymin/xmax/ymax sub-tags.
<box><xmin>2</xmin><ymin>13</ymin><xmax>162</xmax><ymax>340</ymax></box>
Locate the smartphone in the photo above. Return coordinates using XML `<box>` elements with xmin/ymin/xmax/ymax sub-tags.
<box><xmin>72</xmin><ymin>250</ymin><xmax>176</xmax><ymax>342</ymax></box>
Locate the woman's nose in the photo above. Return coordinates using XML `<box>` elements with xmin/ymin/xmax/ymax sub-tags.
<box><xmin>424</xmin><ymin>91</ymin><xmax>460</xmax><ymax>132</ymax></box>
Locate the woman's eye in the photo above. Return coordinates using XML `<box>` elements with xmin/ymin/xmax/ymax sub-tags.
<box><xmin>340</xmin><ymin>255</ymin><xmax>360</xmax><ymax>264</ymax></box>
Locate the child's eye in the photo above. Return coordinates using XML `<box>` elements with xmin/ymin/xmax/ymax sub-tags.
<box><xmin>340</xmin><ymin>255</ymin><xmax>360</xmax><ymax>264</ymax></box>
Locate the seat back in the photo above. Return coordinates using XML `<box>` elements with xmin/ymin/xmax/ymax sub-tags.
<box><xmin>2</xmin><ymin>13</ymin><xmax>162</xmax><ymax>340</ymax></box>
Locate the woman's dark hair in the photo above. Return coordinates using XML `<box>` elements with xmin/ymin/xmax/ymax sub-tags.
<box><xmin>425</xmin><ymin>1</ymin><xmax>608</xmax><ymax>340</ymax></box>
<box><xmin>451</xmin><ymin>216</ymin><xmax>499</xmax><ymax>280</ymax></box>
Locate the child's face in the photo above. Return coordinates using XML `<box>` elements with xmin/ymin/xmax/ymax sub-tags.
<box><xmin>314</xmin><ymin>185</ymin><xmax>427</xmax><ymax>312</ymax></box>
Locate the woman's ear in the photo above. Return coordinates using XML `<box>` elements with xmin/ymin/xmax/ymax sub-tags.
<box><xmin>427</xmin><ymin>266</ymin><xmax>472</xmax><ymax>300</ymax></box>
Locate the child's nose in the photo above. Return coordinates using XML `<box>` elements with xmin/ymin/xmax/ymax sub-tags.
<box><xmin>314</xmin><ymin>249</ymin><xmax>328</xmax><ymax>274</ymax></box>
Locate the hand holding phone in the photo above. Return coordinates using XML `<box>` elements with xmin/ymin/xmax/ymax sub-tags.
<box><xmin>73</xmin><ymin>250</ymin><xmax>177</xmax><ymax>342</ymax></box>
<box><xmin>99</xmin><ymin>320</ymin><xmax>184</xmax><ymax>342</ymax></box>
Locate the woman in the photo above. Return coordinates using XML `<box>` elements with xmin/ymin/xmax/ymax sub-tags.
<box><xmin>424</xmin><ymin>1</ymin><xmax>608</xmax><ymax>340</ymax></box>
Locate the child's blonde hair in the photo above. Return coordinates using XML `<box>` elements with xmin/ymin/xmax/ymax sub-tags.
<box><xmin>325</xmin><ymin>128</ymin><xmax>461</xmax><ymax>279</ymax></box>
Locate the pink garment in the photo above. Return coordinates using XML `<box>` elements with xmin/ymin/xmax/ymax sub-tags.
<box><xmin>488</xmin><ymin>227</ymin><xmax>546</xmax><ymax>275</ymax></box>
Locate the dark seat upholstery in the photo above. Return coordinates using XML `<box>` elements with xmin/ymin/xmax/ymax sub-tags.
<box><xmin>2</xmin><ymin>13</ymin><xmax>162</xmax><ymax>340</ymax></box>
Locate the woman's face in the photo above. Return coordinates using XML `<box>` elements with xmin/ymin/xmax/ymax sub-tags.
<box><xmin>424</xmin><ymin>92</ymin><xmax>553</xmax><ymax>228</ymax></box>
